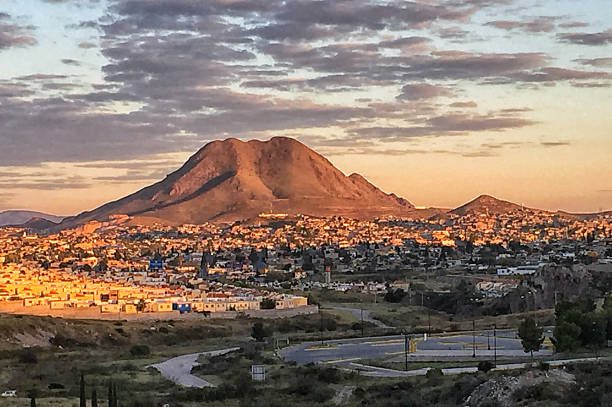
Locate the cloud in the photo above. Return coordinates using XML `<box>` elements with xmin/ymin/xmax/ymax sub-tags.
<box><xmin>61</xmin><ymin>58</ymin><xmax>81</xmax><ymax>66</ymax></box>
<box><xmin>558</xmin><ymin>29</ymin><xmax>612</xmax><ymax>46</ymax></box>
<box><xmin>397</xmin><ymin>83</ymin><xmax>454</xmax><ymax>100</ymax></box>
<box><xmin>575</xmin><ymin>57</ymin><xmax>612</xmax><ymax>68</ymax></box>
<box><xmin>0</xmin><ymin>0</ymin><xmax>602</xmax><ymax>168</ymax></box>
<box><xmin>486</xmin><ymin>17</ymin><xmax>557</xmax><ymax>33</ymax></box>
<box><xmin>540</xmin><ymin>140</ymin><xmax>570</xmax><ymax>147</ymax></box>
<box><xmin>0</xmin><ymin>175</ymin><xmax>91</xmax><ymax>190</ymax></box>
<box><xmin>349</xmin><ymin>111</ymin><xmax>535</xmax><ymax>142</ymax></box>
<box><xmin>0</xmin><ymin>13</ymin><xmax>37</xmax><ymax>50</ymax></box>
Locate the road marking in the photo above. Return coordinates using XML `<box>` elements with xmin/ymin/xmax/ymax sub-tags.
<box><xmin>324</xmin><ymin>357</ymin><xmax>362</xmax><ymax>364</ymax></box>
<box><xmin>365</xmin><ymin>339</ymin><xmax>404</xmax><ymax>345</ymax></box>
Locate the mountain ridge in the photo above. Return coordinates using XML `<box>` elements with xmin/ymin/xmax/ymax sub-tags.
<box><xmin>0</xmin><ymin>210</ymin><xmax>64</xmax><ymax>227</ymax></box>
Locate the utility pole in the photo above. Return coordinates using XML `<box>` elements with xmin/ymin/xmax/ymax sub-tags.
<box><xmin>360</xmin><ymin>308</ymin><xmax>364</xmax><ymax>337</ymax></box>
<box><xmin>320</xmin><ymin>312</ymin><xmax>324</xmax><ymax>345</ymax></box>
<box><xmin>494</xmin><ymin>324</ymin><xmax>497</xmax><ymax>366</ymax></box>
<box><xmin>403</xmin><ymin>332</ymin><xmax>409</xmax><ymax>371</ymax></box>
<box><xmin>427</xmin><ymin>300</ymin><xmax>431</xmax><ymax>335</ymax></box>
<box><xmin>472</xmin><ymin>320</ymin><xmax>476</xmax><ymax>358</ymax></box>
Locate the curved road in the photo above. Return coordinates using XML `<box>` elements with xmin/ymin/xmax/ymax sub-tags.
<box><xmin>150</xmin><ymin>347</ymin><xmax>240</xmax><ymax>388</ymax></box>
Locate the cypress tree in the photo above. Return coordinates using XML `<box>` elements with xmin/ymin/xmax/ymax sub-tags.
<box><xmin>80</xmin><ymin>373</ymin><xmax>86</xmax><ymax>407</ymax></box>
<box><xmin>107</xmin><ymin>382</ymin><xmax>113</xmax><ymax>407</ymax></box>
<box><xmin>112</xmin><ymin>383</ymin><xmax>118</xmax><ymax>407</ymax></box>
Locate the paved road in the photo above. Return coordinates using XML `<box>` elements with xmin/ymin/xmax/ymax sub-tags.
<box><xmin>280</xmin><ymin>333</ymin><xmax>551</xmax><ymax>366</ymax></box>
<box><xmin>346</xmin><ymin>356</ymin><xmax>612</xmax><ymax>378</ymax></box>
<box><xmin>150</xmin><ymin>347</ymin><xmax>240</xmax><ymax>388</ymax></box>
<box><xmin>327</xmin><ymin>306</ymin><xmax>393</xmax><ymax>329</ymax></box>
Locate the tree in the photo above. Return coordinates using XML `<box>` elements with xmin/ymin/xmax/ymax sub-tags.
<box><xmin>260</xmin><ymin>298</ymin><xmax>276</xmax><ymax>309</ymax></box>
<box><xmin>554</xmin><ymin>321</ymin><xmax>582</xmax><ymax>352</ymax></box>
<box><xmin>518</xmin><ymin>316</ymin><xmax>544</xmax><ymax>363</ymax></box>
<box><xmin>30</xmin><ymin>397</ymin><xmax>36</xmax><ymax>407</ymax></box>
<box><xmin>91</xmin><ymin>389</ymin><xmax>98</xmax><ymax>407</ymax></box>
<box><xmin>80</xmin><ymin>373</ymin><xmax>86</xmax><ymax>407</ymax></box>
<box><xmin>251</xmin><ymin>322</ymin><xmax>269</xmax><ymax>342</ymax></box>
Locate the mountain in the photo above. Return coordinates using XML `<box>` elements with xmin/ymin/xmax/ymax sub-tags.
<box><xmin>0</xmin><ymin>210</ymin><xmax>64</xmax><ymax>227</ymax></box>
<box><xmin>450</xmin><ymin>194</ymin><xmax>528</xmax><ymax>216</ymax></box>
<box><xmin>21</xmin><ymin>217</ymin><xmax>61</xmax><ymax>230</ymax></box>
<box><xmin>60</xmin><ymin>137</ymin><xmax>414</xmax><ymax>227</ymax></box>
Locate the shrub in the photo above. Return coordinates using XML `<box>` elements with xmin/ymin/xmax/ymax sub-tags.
<box><xmin>478</xmin><ymin>361</ymin><xmax>494</xmax><ymax>372</ymax></box>
<box><xmin>260</xmin><ymin>298</ymin><xmax>276</xmax><ymax>309</ymax></box>
<box><xmin>538</xmin><ymin>361</ymin><xmax>550</xmax><ymax>371</ymax></box>
<box><xmin>18</xmin><ymin>349</ymin><xmax>38</xmax><ymax>364</ymax></box>
<box><xmin>425</xmin><ymin>367</ymin><xmax>443</xmax><ymax>378</ymax></box>
<box><xmin>129</xmin><ymin>344</ymin><xmax>151</xmax><ymax>357</ymax></box>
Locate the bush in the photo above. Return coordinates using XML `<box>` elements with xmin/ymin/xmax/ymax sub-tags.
<box><xmin>129</xmin><ymin>344</ymin><xmax>151</xmax><ymax>357</ymax></box>
<box><xmin>425</xmin><ymin>367</ymin><xmax>443</xmax><ymax>378</ymax></box>
<box><xmin>251</xmin><ymin>322</ymin><xmax>270</xmax><ymax>342</ymax></box>
<box><xmin>384</xmin><ymin>289</ymin><xmax>406</xmax><ymax>303</ymax></box>
<box><xmin>478</xmin><ymin>361</ymin><xmax>494</xmax><ymax>372</ymax></box>
<box><xmin>538</xmin><ymin>361</ymin><xmax>550</xmax><ymax>371</ymax></box>
<box><xmin>317</xmin><ymin>367</ymin><xmax>341</xmax><ymax>383</ymax></box>
<box><xmin>260</xmin><ymin>298</ymin><xmax>276</xmax><ymax>309</ymax></box>
<box><xmin>18</xmin><ymin>349</ymin><xmax>38</xmax><ymax>364</ymax></box>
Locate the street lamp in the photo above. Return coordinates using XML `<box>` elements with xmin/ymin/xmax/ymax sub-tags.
<box><xmin>494</xmin><ymin>324</ymin><xmax>497</xmax><ymax>367</ymax></box>
<box><xmin>360</xmin><ymin>308</ymin><xmax>364</xmax><ymax>337</ymax></box>
<box><xmin>402</xmin><ymin>330</ymin><xmax>409</xmax><ymax>371</ymax></box>
<box><xmin>472</xmin><ymin>320</ymin><xmax>476</xmax><ymax>358</ymax></box>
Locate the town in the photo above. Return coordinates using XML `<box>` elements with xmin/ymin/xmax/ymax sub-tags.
<box><xmin>1</xmin><ymin>208</ymin><xmax>610</xmax><ymax>320</ymax></box>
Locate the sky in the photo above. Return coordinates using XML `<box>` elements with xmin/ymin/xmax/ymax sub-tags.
<box><xmin>0</xmin><ymin>0</ymin><xmax>610</xmax><ymax>215</ymax></box>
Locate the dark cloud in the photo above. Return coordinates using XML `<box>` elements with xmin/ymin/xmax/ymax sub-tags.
<box><xmin>0</xmin><ymin>0</ymin><xmax>602</xmax><ymax>167</ymax></box>
<box><xmin>558</xmin><ymin>29</ymin><xmax>612</xmax><ymax>46</ymax></box>
<box><xmin>349</xmin><ymin>111</ymin><xmax>535</xmax><ymax>142</ymax></box>
<box><xmin>510</xmin><ymin>67</ymin><xmax>611</xmax><ymax>84</ymax></box>
<box><xmin>486</xmin><ymin>17</ymin><xmax>557</xmax><ymax>33</ymax></box>
<box><xmin>575</xmin><ymin>57</ymin><xmax>612</xmax><ymax>68</ymax></box>
<box><xmin>397</xmin><ymin>83</ymin><xmax>453</xmax><ymax>100</ymax></box>
<box><xmin>61</xmin><ymin>58</ymin><xmax>81</xmax><ymax>66</ymax></box>
<box><xmin>0</xmin><ymin>13</ymin><xmax>37</xmax><ymax>50</ymax></box>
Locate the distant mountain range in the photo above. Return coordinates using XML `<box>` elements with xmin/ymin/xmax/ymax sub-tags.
<box><xmin>4</xmin><ymin>137</ymin><xmax>608</xmax><ymax>231</ymax></box>
<box><xmin>0</xmin><ymin>210</ymin><xmax>63</xmax><ymax>227</ymax></box>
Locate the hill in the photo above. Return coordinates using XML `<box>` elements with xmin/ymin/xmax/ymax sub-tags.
<box><xmin>450</xmin><ymin>195</ymin><xmax>528</xmax><ymax>216</ymax></box>
<box><xmin>60</xmin><ymin>137</ymin><xmax>414</xmax><ymax>227</ymax></box>
<box><xmin>0</xmin><ymin>210</ymin><xmax>63</xmax><ymax>227</ymax></box>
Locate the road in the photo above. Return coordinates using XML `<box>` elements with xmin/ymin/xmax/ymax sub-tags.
<box><xmin>150</xmin><ymin>347</ymin><xmax>240</xmax><ymax>388</ymax></box>
<box><xmin>327</xmin><ymin>306</ymin><xmax>393</xmax><ymax>329</ymax></box>
<box><xmin>346</xmin><ymin>356</ymin><xmax>612</xmax><ymax>378</ymax></box>
<box><xmin>280</xmin><ymin>332</ymin><xmax>552</xmax><ymax>366</ymax></box>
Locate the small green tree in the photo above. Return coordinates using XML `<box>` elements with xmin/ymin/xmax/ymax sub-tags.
<box><xmin>80</xmin><ymin>373</ymin><xmax>86</xmax><ymax>407</ymax></box>
<box><xmin>518</xmin><ymin>316</ymin><xmax>544</xmax><ymax>363</ymax></box>
<box><xmin>260</xmin><ymin>298</ymin><xmax>276</xmax><ymax>309</ymax></box>
<box><xmin>107</xmin><ymin>381</ymin><xmax>113</xmax><ymax>407</ymax></box>
<box><xmin>251</xmin><ymin>322</ymin><xmax>269</xmax><ymax>342</ymax></box>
